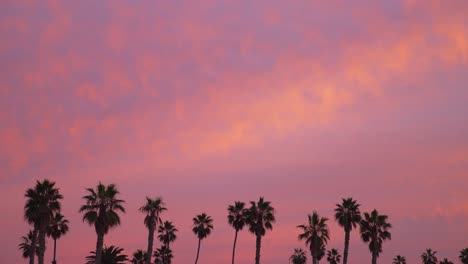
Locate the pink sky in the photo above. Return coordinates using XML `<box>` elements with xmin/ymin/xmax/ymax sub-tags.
<box><xmin>1</xmin><ymin>0</ymin><xmax>467</xmax><ymax>263</ymax></box>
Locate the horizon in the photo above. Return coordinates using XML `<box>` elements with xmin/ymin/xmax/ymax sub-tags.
<box><xmin>1</xmin><ymin>0</ymin><xmax>467</xmax><ymax>263</ymax></box>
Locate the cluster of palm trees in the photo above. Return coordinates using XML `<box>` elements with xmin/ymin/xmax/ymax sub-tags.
<box><xmin>20</xmin><ymin>179</ymin><xmax>468</xmax><ymax>264</ymax></box>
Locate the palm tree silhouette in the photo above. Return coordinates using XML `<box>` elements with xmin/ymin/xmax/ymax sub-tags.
<box><xmin>422</xmin><ymin>249</ymin><xmax>438</xmax><ymax>264</ymax></box>
<box><xmin>18</xmin><ymin>230</ymin><xmax>38</xmax><ymax>260</ymax></box>
<box><xmin>438</xmin><ymin>259</ymin><xmax>453</xmax><ymax>264</ymax></box>
<box><xmin>290</xmin><ymin>248</ymin><xmax>307</xmax><ymax>264</ymax></box>
<box><xmin>85</xmin><ymin>245</ymin><xmax>128</xmax><ymax>264</ymax></box>
<box><xmin>392</xmin><ymin>255</ymin><xmax>406</xmax><ymax>264</ymax></box>
<box><xmin>24</xmin><ymin>179</ymin><xmax>63</xmax><ymax>264</ymax></box>
<box><xmin>46</xmin><ymin>212</ymin><xmax>69</xmax><ymax>264</ymax></box>
<box><xmin>154</xmin><ymin>245</ymin><xmax>173</xmax><ymax>264</ymax></box>
<box><xmin>334</xmin><ymin>198</ymin><xmax>361</xmax><ymax>264</ymax></box>
<box><xmin>297</xmin><ymin>211</ymin><xmax>330</xmax><ymax>264</ymax></box>
<box><xmin>245</xmin><ymin>197</ymin><xmax>276</xmax><ymax>264</ymax></box>
<box><xmin>79</xmin><ymin>183</ymin><xmax>125</xmax><ymax>264</ymax></box>
<box><xmin>192</xmin><ymin>213</ymin><xmax>214</xmax><ymax>264</ymax></box>
<box><xmin>227</xmin><ymin>201</ymin><xmax>246</xmax><ymax>264</ymax></box>
<box><xmin>326</xmin><ymin>248</ymin><xmax>341</xmax><ymax>264</ymax></box>
<box><xmin>460</xmin><ymin>248</ymin><xmax>468</xmax><ymax>264</ymax></box>
<box><xmin>131</xmin><ymin>250</ymin><xmax>146</xmax><ymax>264</ymax></box>
<box><xmin>140</xmin><ymin>197</ymin><xmax>166</xmax><ymax>264</ymax></box>
<box><xmin>158</xmin><ymin>220</ymin><xmax>178</xmax><ymax>248</ymax></box>
<box><xmin>359</xmin><ymin>209</ymin><xmax>392</xmax><ymax>264</ymax></box>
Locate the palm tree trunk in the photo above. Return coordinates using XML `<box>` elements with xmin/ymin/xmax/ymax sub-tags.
<box><xmin>37</xmin><ymin>223</ymin><xmax>47</xmax><ymax>264</ymax></box>
<box><xmin>312</xmin><ymin>255</ymin><xmax>318</xmax><ymax>264</ymax></box>
<box><xmin>194</xmin><ymin>238</ymin><xmax>201</xmax><ymax>264</ymax></box>
<box><xmin>255</xmin><ymin>234</ymin><xmax>262</xmax><ymax>264</ymax></box>
<box><xmin>231</xmin><ymin>230</ymin><xmax>238</xmax><ymax>264</ymax></box>
<box><xmin>343</xmin><ymin>229</ymin><xmax>350</xmax><ymax>264</ymax></box>
<box><xmin>29</xmin><ymin>228</ymin><xmax>38</xmax><ymax>264</ymax></box>
<box><xmin>52</xmin><ymin>238</ymin><xmax>57</xmax><ymax>264</ymax></box>
<box><xmin>371</xmin><ymin>252</ymin><xmax>377</xmax><ymax>264</ymax></box>
<box><xmin>145</xmin><ymin>224</ymin><xmax>155</xmax><ymax>264</ymax></box>
<box><xmin>95</xmin><ymin>232</ymin><xmax>104</xmax><ymax>264</ymax></box>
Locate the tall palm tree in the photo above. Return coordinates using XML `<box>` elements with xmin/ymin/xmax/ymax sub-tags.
<box><xmin>227</xmin><ymin>201</ymin><xmax>246</xmax><ymax>264</ymax></box>
<box><xmin>245</xmin><ymin>197</ymin><xmax>276</xmax><ymax>264</ymax></box>
<box><xmin>46</xmin><ymin>212</ymin><xmax>69</xmax><ymax>264</ymax></box>
<box><xmin>438</xmin><ymin>259</ymin><xmax>453</xmax><ymax>264</ymax></box>
<box><xmin>392</xmin><ymin>255</ymin><xmax>406</xmax><ymax>264</ymax></box>
<box><xmin>24</xmin><ymin>179</ymin><xmax>63</xmax><ymax>264</ymax></box>
<box><xmin>326</xmin><ymin>248</ymin><xmax>341</xmax><ymax>264</ymax></box>
<box><xmin>79</xmin><ymin>183</ymin><xmax>125</xmax><ymax>264</ymax></box>
<box><xmin>421</xmin><ymin>249</ymin><xmax>438</xmax><ymax>264</ymax></box>
<box><xmin>192</xmin><ymin>213</ymin><xmax>214</xmax><ymax>264</ymax></box>
<box><xmin>86</xmin><ymin>245</ymin><xmax>128</xmax><ymax>264</ymax></box>
<box><xmin>290</xmin><ymin>248</ymin><xmax>307</xmax><ymax>264</ymax></box>
<box><xmin>140</xmin><ymin>197</ymin><xmax>166</xmax><ymax>264</ymax></box>
<box><xmin>158</xmin><ymin>220</ymin><xmax>178</xmax><ymax>248</ymax></box>
<box><xmin>18</xmin><ymin>230</ymin><xmax>38</xmax><ymax>259</ymax></box>
<box><xmin>359</xmin><ymin>209</ymin><xmax>392</xmax><ymax>264</ymax></box>
<box><xmin>317</xmin><ymin>244</ymin><xmax>326</xmax><ymax>263</ymax></box>
<box><xmin>154</xmin><ymin>245</ymin><xmax>173</xmax><ymax>264</ymax></box>
<box><xmin>131</xmin><ymin>250</ymin><xmax>146</xmax><ymax>264</ymax></box>
<box><xmin>460</xmin><ymin>248</ymin><xmax>468</xmax><ymax>264</ymax></box>
<box><xmin>334</xmin><ymin>198</ymin><xmax>361</xmax><ymax>264</ymax></box>
<box><xmin>297</xmin><ymin>211</ymin><xmax>330</xmax><ymax>264</ymax></box>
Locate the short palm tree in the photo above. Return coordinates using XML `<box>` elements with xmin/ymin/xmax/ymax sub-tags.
<box><xmin>290</xmin><ymin>248</ymin><xmax>307</xmax><ymax>264</ymax></box>
<box><xmin>438</xmin><ymin>259</ymin><xmax>453</xmax><ymax>264</ymax></box>
<box><xmin>192</xmin><ymin>213</ymin><xmax>214</xmax><ymax>264</ymax></box>
<box><xmin>227</xmin><ymin>201</ymin><xmax>246</xmax><ymax>264</ymax></box>
<box><xmin>86</xmin><ymin>245</ymin><xmax>128</xmax><ymax>264</ymax></box>
<box><xmin>297</xmin><ymin>211</ymin><xmax>330</xmax><ymax>264</ymax></box>
<box><xmin>392</xmin><ymin>255</ymin><xmax>406</xmax><ymax>264</ymax></box>
<box><xmin>422</xmin><ymin>249</ymin><xmax>438</xmax><ymax>264</ymax></box>
<box><xmin>47</xmin><ymin>212</ymin><xmax>69</xmax><ymax>264</ymax></box>
<box><xmin>154</xmin><ymin>245</ymin><xmax>173</xmax><ymax>264</ymax></box>
<box><xmin>131</xmin><ymin>250</ymin><xmax>146</xmax><ymax>264</ymax></box>
<box><xmin>326</xmin><ymin>248</ymin><xmax>341</xmax><ymax>264</ymax></box>
<box><xmin>24</xmin><ymin>179</ymin><xmax>63</xmax><ymax>264</ymax></box>
<box><xmin>158</xmin><ymin>220</ymin><xmax>178</xmax><ymax>248</ymax></box>
<box><xmin>245</xmin><ymin>197</ymin><xmax>276</xmax><ymax>264</ymax></box>
<box><xmin>18</xmin><ymin>230</ymin><xmax>38</xmax><ymax>259</ymax></box>
<box><xmin>140</xmin><ymin>197</ymin><xmax>166</xmax><ymax>264</ymax></box>
<box><xmin>334</xmin><ymin>198</ymin><xmax>361</xmax><ymax>264</ymax></box>
<box><xmin>359</xmin><ymin>209</ymin><xmax>392</xmax><ymax>264</ymax></box>
<box><xmin>460</xmin><ymin>248</ymin><xmax>468</xmax><ymax>264</ymax></box>
<box><xmin>79</xmin><ymin>183</ymin><xmax>125</xmax><ymax>264</ymax></box>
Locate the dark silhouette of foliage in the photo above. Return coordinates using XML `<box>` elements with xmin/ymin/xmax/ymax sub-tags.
<box><xmin>18</xmin><ymin>230</ymin><xmax>38</xmax><ymax>259</ymax></box>
<box><xmin>438</xmin><ymin>258</ymin><xmax>453</xmax><ymax>264</ymax></box>
<box><xmin>359</xmin><ymin>209</ymin><xmax>392</xmax><ymax>264</ymax></box>
<box><xmin>85</xmin><ymin>245</ymin><xmax>128</xmax><ymax>264</ymax></box>
<box><xmin>460</xmin><ymin>248</ymin><xmax>468</xmax><ymax>264</ymax></box>
<box><xmin>326</xmin><ymin>248</ymin><xmax>341</xmax><ymax>264</ymax></box>
<box><xmin>154</xmin><ymin>245</ymin><xmax>173</xmax><ymax>264</ymax></box>
<box><xmin>334</xmin><ymin>198</ymin><xmax>361</xmax><ymax>264</ymax></box>
<box><xmin>47</xmin><ymin>212</ymin><xmax>69</xmax><ymax>264</ymax></box>
<box><xmin>290</xmin><ymin>248</ymin><xmax>307</xmax><ymax>264</ymax></box>
<box><xmin>192</xmin><ymin>213</ymin><xmax>214</xmax><ymax>264</ymax></box>
<box><xmin>79</xmin><ymin>183</ymin><xmax>125</xmax><ymax>264</ymax></box>
<box><xmin>140</xmin><ymin>197</ymin><xmax>166</xmax><ymax>264</ymax></box>
<box><xmin>227</xmin><ymin>201</ymin><xmax>246</xmax><ymax>264</ymax></box>
<box><xmin>392</xmin><ymin>255</ymin><xmax>406</xmax><ymax>264</ymax></box>
<box><xmin>131</xmin><ymin>249</ymin><xmax>146</xmax><ymax>264</ymax></box>
<box><xmin>298</xmin><ymin>211</ymin><xmax>330</xmax><ymax>264</ymax></box>
<box><xmin>158</xmin><ymin>220</ymin><xmax>178</xmax><ymax>248</ymax></box>
<box><xmin>422</xmin><ymin>249</ymin><xmax>438</xmax><ymax>264</ymax></box>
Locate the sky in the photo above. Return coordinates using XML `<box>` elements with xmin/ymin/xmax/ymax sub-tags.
<box><xmin>0</xmin><ymin>0</ymin><xmax>467</xmax><ymax>263</ymax></box>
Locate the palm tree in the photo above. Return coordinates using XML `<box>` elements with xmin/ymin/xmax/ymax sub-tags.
<box><xmin>192</xmin><ymin>213</ymin><xmax>214</xmax><ymax>264</ymax></box>
<box><xmin>131</xmin><ymin>250</ymin><xmax>146</xmax><ymax>264</ymax></box>
<box><xmin>227</xmin><ymin>201</ymin><xmax>246</xmax><ymax>264</ymax></box>
<box><xmin>18</xmin><ymin>230</ymin><xmax>38</xmax><ymax>259</ymax></box>
<box><xmin>460</xmin><ymin>248</ymin><xmax>468</xmax><ymax>264</ymax></box>
<box><xmin>392</xmin><ymin>255</ymin><xmax>406</xmax><ymax>264</ymax></box>
<box><xmin>422</xmin><ymin>249</ymin><xmax>438</xmax><ymax>264</ymax></box>
<box><xmin>46</xmin><ymin>212</ymin><xmax>69</xmax><ymax>264</ymax></box>
<box><xmin>359</xmin><ymin>209</ymin><xmax>392</xmax><ymax>264</ymax></box>
<box><xmin>154</xmin><ymin>245</ymin><xmax>173</xmax><ymax>264</ymax></box>
<box><xmin>140</xmin><ymin>197</ymin><xmax>166</xmax><ymax>264</ymax></box>
<box><xmin>326</xmin><ymin>248</ymin><xmax>341</xmax><ymax>264</ymax></box>
<box><xmin>317</xmin><ymin>244</ymin><xmax>326</xmax><ymax>263</ymax></box>
<box><xmin>79</xmin><ymin>183</ymin><xmax>125</xmax><ymax>264</ymax></box>
<box><xmin>158</xmin><ymin>220</ymin><xmax>178</xmax><ymax>248</ymax></box>
<box><xmin>334</xmin><ymin>198</ymin><xmax>361</xmax><ymax>264</ymax></box>
<box><xmin>290</xmin><ymin>248</ymin><xmax>307</xmax><ymax>264</ymax></box>
<box><xmin>86</xmin><ymin>245</ymin><xmax>128</xmax><ymax>264</ymax></box>
<box><xmin>245</xmin><ymin>197</ymin><xmax>276</xmax><ymax>264</ymax></box>
<box><xmin>438</xmin><ymin>259</ymin><xmax>453</xmax><ymax>264</ymax></box>
<box><xmin>297</xmin><ymin>211</ymin><xmax>330</xmax><ymax>264</ymax></box>
<box><xmin>24</xmin><ymin>179</ymin><xmax>63</xmax><ymax>264</ymax></box>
